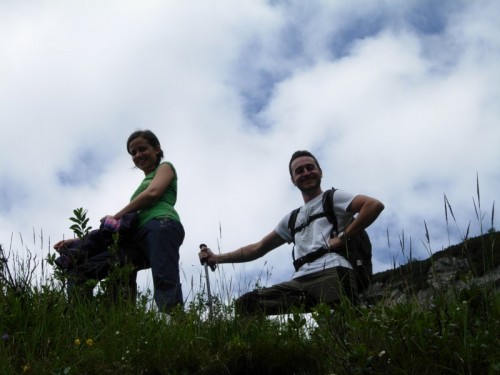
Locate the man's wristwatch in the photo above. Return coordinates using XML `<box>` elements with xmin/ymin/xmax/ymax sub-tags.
<box><xmin>337</xmin><ymin>231</ymin><xmax>346</xmax><ymax>241</ymax></box>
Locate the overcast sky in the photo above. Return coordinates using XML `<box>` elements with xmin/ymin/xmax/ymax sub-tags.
<box><xmin>1</xmin><ymin>0</ymin><xmax>499</xmax><ymax>304</ymax></box>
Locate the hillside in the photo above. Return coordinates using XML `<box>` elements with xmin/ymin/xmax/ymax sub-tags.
<box><xmin>364</xmin><ymin>231</ymin><xmax>500</xmax><ymax>306</ymax></box>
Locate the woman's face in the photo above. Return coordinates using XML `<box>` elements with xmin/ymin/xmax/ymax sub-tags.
<box><xmin>128</xmin><ymin>136</ymin><xmax>160</xmax><ymax>174</ymax></box>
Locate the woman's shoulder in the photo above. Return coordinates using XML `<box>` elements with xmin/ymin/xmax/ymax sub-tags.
<box><xmin>159</xmin><ymin>161</ymin><xmax>174</xmax><ymax>169</ymax></box>
<box><xmin>158</xmin><ymin>161</ymin><xmax>177</xmax><ymax>176</ymax></box>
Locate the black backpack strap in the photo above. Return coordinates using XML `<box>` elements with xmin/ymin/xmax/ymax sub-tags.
<box><xmin>288</xmin><ymin>208</ymin><xmax>327</xmax><ymax>239</ymax></box>
<box><xmin>287</xmin><ymin>208</ymin><xmax>300</xmax><ymax>264</ymax></box>
<box><xmin>322</xmin><ymin>188</ymin><xmax>339</xmax><ymax>236</ymax></box>
<box><xmin>293</xmin><ymin>246</ymin><xmax>331</xmax><ymax>271</ymax></box>
<box><xmin>289</xmin><ymin>189</ymin><xmax>338</xmax><ymax>240</ymax></box>
<box><xmin>287</xmin><ymin>208</ymin><xmax>300</xmax><ymax>241</ymax></box>
<box><xmin>290</xmin><ymin>188</ymin><xmax>340</xmax><ymax>270</ymax></box>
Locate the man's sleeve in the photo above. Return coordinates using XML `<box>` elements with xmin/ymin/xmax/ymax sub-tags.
<box><xmin>274</xmin><ymin>212</ymin><xmax>294</xmax><ymax>243</ymax></box>
<box><xmin>332</xmin><ymin>190</ymin><xmax>359</xmax><ymax>230</ymax></box>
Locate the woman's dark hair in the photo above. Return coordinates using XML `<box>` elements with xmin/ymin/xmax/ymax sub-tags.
<box><xmin>288</xmin><ymin>150</ymin><xmax>321</xmax><ymax>176</ymax></box>
<box><xmin>127</xmin><ymin>130</ymin><xmax>164</xmax><ymax>167</ymax></box>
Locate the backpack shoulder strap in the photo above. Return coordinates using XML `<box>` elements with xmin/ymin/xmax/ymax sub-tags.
<box><xmin>289</xmin><ymin>188</ymin><xmax>338</xmax><ymax>242</ymax></box>
<box><xmin>287</xmin><ymin>207</ymin><xmax>300</xmax><ymax>243</ymax></box>
<box><xmin>322</xmin><ymin>187</ymin><xmax>339</xmax><ymax>235</ymax></box>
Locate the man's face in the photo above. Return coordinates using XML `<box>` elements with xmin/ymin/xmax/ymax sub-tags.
<box><xmin>290</xmin><ymin>156</ymin><xmax>322</xmax><ymax>192</ymax></box>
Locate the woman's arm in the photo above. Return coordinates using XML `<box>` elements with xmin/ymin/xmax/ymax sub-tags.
<box><xmin>113</xmin><ymin>163</ymin><xmax>175</xmax><ymax>219</ymax></box>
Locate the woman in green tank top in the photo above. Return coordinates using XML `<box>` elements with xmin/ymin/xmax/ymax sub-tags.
<box><xmin>105</xmin><ymin>129</ymin><xmax>185</xmax><ymax>313</ymax></box>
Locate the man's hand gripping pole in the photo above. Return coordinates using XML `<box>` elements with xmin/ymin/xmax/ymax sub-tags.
<box><xmin>199</xmin><ymin>244</ymin><xmax>215</xmax><ymax>317</ymax></box>
<box><xmin>199</xmin><ymin>244</ymin><xmax>216</xmax><ymax>271</ymax></box>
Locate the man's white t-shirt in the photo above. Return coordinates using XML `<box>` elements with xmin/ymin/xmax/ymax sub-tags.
<box><xmin>275</xmin><ymin>189</ymin><xmax>357</xmax><ymax>278</ymax></box>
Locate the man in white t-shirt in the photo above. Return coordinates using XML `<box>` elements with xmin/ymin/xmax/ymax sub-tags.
<box><xmin>199</xmin><ymin>150</ymin><xmax>384</xmax><ymax>315</ymax></box>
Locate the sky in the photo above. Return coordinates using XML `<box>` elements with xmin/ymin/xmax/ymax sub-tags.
<box><xmin>1</xmin><ymin>0</ymin><xmax>499</xmax><ymax>304</ymax></box>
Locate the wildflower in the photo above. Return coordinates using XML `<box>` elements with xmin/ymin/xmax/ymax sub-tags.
<box><xmin>115</xmin><ymin>331</ymin><xmax>120</xmax><ymax>335</ymax></box>
<box><xmin>1</xmin><ymin>333</ymin><xmax>8</xmax><ymax>342</ymax></box>
<box><xmin>74</xmin><ymin>338</ymin><xmax>81</xmax><ymax>346</ymax></box>
<box><xmin>86</xmin><ymin>338</ymin><xmax>94</xmax><ymax>347</ymax></box>
<box><xmin>21</xmin><ymin>364</ymin><xmax>30</xmax><ymax>373</ymax></box>
<box><xmin>378</xmin><ymin>350</ymin><xmax>386</xmax><ymax>357</ymax></box>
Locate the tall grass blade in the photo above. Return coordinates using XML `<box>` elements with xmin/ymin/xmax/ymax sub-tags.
<box><xmin>476</xmin><ymin>172</ymin><xmax>481</xmax><ymax>210</ymax></box>
<box><xmin>491</xmin><ymin>201</ymin><xmax>495</xmax><ymax>232</ymax></box>
<box><xmin>444</xmin><ymin>194</ymin><xmax>451</xmax><ymax>246</ymax></box>
<box><xmin>409</xmin><ymin>236</ymin><xmax>413</xmax><ymax>262</ymax></box>
<box><xmin>444</xmin><ymin>194</ymin><xmax>466</xmax><ymax>240</ymax></box>
<box><xmin>444</xmin><ymin>195</ymin><xmax>456</xmax><ymax>222</ymax></box>
<box><xmin>399</xmin><ymin>230</ymin><xmax>405</xmax><ymax>260</ymax></box>
<box><xmin>422</xmin><ymin>220</ymin><xmax>434</xmax><ymax>257</ymax></box>
<box><xmin>464</xmin><ymin>222</ymin><xmax>470</xmax><ymax>240</ymax></box>
<box><xmin>473</xmin><ymin>197</ymin><xmax>480</xmax><ymax>222</ymax></box>
<box><xmin>424</xmin><ymin>220</ymin><xmax>430</xmax><ymax>244</ymax></box>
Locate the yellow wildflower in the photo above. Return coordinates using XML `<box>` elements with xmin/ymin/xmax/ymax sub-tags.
<box><xmin>74</xmin><ymin>338</ymin><xmax>81</xmax><ymax>346</ymax></box>
<box><xmin>86</xmin><ymin>338</ymin><xmax>94</xmax><ymax>347</ymax></box>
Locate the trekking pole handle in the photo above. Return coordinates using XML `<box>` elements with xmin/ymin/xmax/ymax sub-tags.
<box><xmin>199</xmin><ymin>244</ymin><xmax>216</xmax><ymax>271</ymax></box>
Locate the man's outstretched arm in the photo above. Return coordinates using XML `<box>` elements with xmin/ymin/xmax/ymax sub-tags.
<box><xmin>199</xmin><ymin>230</ymin><xmax>286</xmax><ymax>268</ymax></box>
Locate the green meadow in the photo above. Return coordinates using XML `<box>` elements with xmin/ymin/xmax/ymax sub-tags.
<box><xmin>1</xmin><ymin>195</ymin><xmax>499</xmax><ymax>375</ymax></box>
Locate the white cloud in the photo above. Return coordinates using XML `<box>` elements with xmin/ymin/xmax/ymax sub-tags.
<box><xmin>1</xmin><ymin>0</ymin><xmax>499</xmax><ymax>305</ymax></box>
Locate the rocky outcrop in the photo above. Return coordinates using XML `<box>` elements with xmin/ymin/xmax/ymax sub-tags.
<box><xmin>361</xmin><ymin>232</ymin><xmax>500</xmax><ymax>307</ymax></box>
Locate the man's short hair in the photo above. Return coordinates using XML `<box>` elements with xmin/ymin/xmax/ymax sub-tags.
<box><xmin>289</xmin><ymin>150</ymin><xmax>322</xmax><ymax>176</ymax></box>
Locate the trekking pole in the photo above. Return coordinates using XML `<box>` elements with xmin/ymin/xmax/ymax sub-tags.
<box><xmin>199</xmin><ymin>244</ymin><xmax>216</xmax><ymax>319</ymax></box>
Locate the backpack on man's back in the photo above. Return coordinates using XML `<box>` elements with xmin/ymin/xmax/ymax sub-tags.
<box><xmin>287</xmin><ymin>188</ymin><xmax>373</xmax><ymax>292</ymax></box>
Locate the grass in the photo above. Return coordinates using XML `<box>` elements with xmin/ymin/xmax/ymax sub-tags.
<box><xmin>1</xmin><ymin>186</ymin><xmax>499</xmax><ymax>374</ymax></box>
<box><xmin>1</xmin><ymin>261</ymin><xmax>498</xmax><ymax>374</ymax></box>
